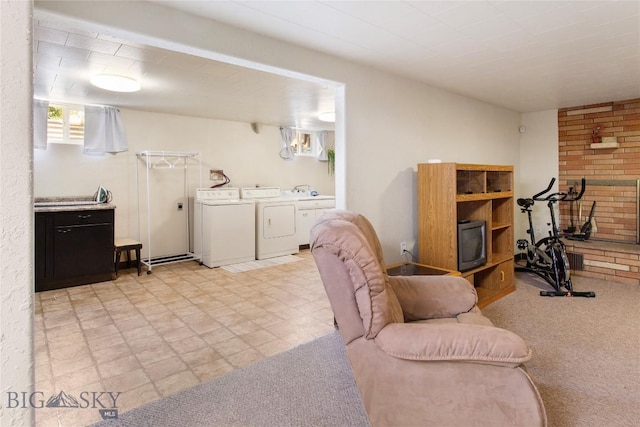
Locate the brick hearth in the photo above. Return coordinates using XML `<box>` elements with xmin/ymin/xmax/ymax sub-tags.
<box><xmin>563</xmin><ymin>239</ymin><xmax>640</xmax><ymax>286</ymax></box>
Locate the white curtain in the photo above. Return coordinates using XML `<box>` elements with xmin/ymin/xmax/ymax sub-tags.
<box><xmin>84</xmin><ymin>105</ymin><xmax>128</xmax><ymax>155</ymax></box>
<box><xmin>315</xmin><ymin>131</ymin><xmax>327</xmax><ymax>161</ymax></box>
<box><xmin>279</xmin><ymin>127</ymin><xmax>294</xmax><ymax>160</ymax></box>
<box><xmin>33</xmin><ymin>99</ymin><xmax>49</xmax><ymax>150</ymax></box>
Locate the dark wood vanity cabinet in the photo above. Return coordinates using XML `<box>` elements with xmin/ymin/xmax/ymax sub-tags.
<box><xmin>35</xmin><ymin>208</ymin><xmax>114</xmax><ymax>292</ymax></box>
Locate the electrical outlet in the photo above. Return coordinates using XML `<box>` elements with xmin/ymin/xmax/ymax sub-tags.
<box><xmin>400</xmin><ymin>241</ymin><xmax>407</xmax><ymax>255</ymax></box>
<box><xmin>177</xmin><ymin>202</ymin><xmax>183</xmax><ymax>211</ymax></box>
<box><xmin>210</xmin><ymin>169</ymin><xmax>225</xmax><ymax>181</ymax></box>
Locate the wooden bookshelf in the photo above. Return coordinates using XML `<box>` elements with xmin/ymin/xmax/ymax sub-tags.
<box><xmin>417</xmin><ymin>163</ymin><xmax>515</xmax><ymax>308</ymax></box>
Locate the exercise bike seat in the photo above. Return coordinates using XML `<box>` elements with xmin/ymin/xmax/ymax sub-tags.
<box><xmin>517</xmin><ymin>198</ymin><xmax>534</xmax><ymax>208</ymax></box>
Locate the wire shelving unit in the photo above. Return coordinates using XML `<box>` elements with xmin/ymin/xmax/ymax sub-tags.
<box><xmin>136</xmin><ymin>150</ymin><xmax>201</xmax><ymax>273</ymax></box>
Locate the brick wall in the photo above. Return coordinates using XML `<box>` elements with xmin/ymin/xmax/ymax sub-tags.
<box><xmin>558</xmin><ymin>98</ymin><xmax>640</xmax><ymax>243</ymax></box>
<box><xmin>564</xmin><ymin>239</ymin><xmax>640</xmax><ymax>286</ymax></box>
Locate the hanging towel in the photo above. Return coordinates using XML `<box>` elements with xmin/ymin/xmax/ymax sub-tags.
<box><xmin>315</xmin><ymin>131</ymin><xmax>327</xmax><ymax>161</ymax></box>
<box><xmin>84</xmin><ymin>105</ymin><xmax>128</xmax><ymax>155</ymax></box>
<box><xmin>33</xmin><ymin>99</ymin><xmax>49</xmax><ymax>150</ymax></box>
<box><xmin>279</xmin><ymin>126</ymin><xmax>295</xmax><ymax>160</ymax></box>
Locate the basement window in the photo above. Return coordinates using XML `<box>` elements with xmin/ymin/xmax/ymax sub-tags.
<box><xmin>47</xmin><ymin>103</ymin><xmax>84</xmax><ymax>145</ymax></box>
<box><xmin>290</xmin><ymin>131</ymin><xmax>315</xmax><ymax>157</ymax></box>
<box><xmin>290</xmin><ymin>130</ymin><xmax>326</xmax><ymax>160</ymax></box>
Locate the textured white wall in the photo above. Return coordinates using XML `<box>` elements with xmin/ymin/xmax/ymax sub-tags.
<box><xmin>0</xmin><ymin>1</ymin><xmax>34</xmax><ymax>425</ymax></box>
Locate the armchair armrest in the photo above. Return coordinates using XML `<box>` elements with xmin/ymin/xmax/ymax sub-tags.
<box><xmin>389</xmin><ymin>275</ymin><xmax>477</xmax><ymax>321</ymax></box>
<box><xmin>375</xmin><ymin>323</ymin><xmax>531</xmax><ymax>368</ymax></box>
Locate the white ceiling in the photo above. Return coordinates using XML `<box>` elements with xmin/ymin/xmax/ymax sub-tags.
<box><xmin>34</xmin><ymin>1</ymin><xmax>640</xmax><ymax>129</ymax></box>
<box><xmin>33</xmin><ymin>14</ymin><xmax>336</xmax><ymax>131</ymax></box>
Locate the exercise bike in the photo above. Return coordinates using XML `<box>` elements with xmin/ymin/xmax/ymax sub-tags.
<box><xmin>515</xmin><ymin>177</ymin><xmax>596</xmax><ymax>298</ymax></box>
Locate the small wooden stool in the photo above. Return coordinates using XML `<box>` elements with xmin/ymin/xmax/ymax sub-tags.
<box><xmin>114</xmin><ymin>238</ymin><xmax>143</xmax><ymax>276</ymax></box>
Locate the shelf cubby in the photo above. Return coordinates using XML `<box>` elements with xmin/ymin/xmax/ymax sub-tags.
<box><xmin>456</xmin><ymin>170</ymin><xmax>486</xmax><ymax>195</ymax></box>
<box><xmin>487</xmin><ymin>171</ymin><xmax>512</xmax><ymax>193</ymax></box>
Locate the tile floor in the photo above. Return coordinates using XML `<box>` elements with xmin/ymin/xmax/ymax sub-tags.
<box><xmin>34</xmin><ymin>250</ymin><xmax>335</xmax><ymax>426</ymax></box>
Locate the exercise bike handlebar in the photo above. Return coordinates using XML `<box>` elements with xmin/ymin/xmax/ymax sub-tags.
<box><xmin>532</xmin><ymin>178</ymin><xmax>556</xmax><ymax>200</ymax></box>
<box><xmin>532</xmin><ymin>177</ymin><xmax>586</xmax><ymax>202</ymax></box>
<box><xmin>570</xmin><ymin>177</ymin><xmax>587</xmax><ymax>201</ymax></box>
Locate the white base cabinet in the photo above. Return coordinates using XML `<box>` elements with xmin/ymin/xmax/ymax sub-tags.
<box><xmin>296</xmin><ymin>197</ymin><xmax>335</xmax><ymax>246</ymax></box>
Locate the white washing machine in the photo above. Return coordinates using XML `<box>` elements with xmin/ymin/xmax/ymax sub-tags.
<box><xmin>194</xmin><ymin>188</ymin><xmax>255</xmax><ymax>268</ymax></box>
<box><xmin>240</xmin><ymin>187</ymin><xmax>299</xmax><ymax>260</ymax></box>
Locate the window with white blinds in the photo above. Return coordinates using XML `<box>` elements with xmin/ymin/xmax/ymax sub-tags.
<box><xmin>47</xmin><ymin>103</ymin><xmax>84</xmax><ymax>145</ymax></box>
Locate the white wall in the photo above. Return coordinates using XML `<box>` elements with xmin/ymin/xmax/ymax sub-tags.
<box><xmin>344</xmin><ymin>71</ymin><xmax>522</xmax><ymax>257</ymax></box>
<box><xmin>36</xmin><ymin>0</ymin><xmax>523</xmax><ymax>264</ymax></box>
<box><xmin>0</xmin><ymin>1</ymin><xmax>34</xmax><ymax>425</ymax></box>
<box><xmin>518</xmin><ymin>110</ymin><xmax>560</xmax><ymax>242</ymax></box>
<box><xmin>34</xmin><ymin>110</ymin><xmax>335</xmax><ymax>257</ymax></box>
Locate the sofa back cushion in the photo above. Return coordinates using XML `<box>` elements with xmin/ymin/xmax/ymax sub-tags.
<box><xmin>311</xmin><ymin>210</ymin><xmax>404</xmax><ymax>340</ymax></box>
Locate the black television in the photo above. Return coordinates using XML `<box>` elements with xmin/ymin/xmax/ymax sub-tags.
<box><xmin>457</xmin><ymin>220</ymin><xmax>486</xmax><ymax>272</ymax></box>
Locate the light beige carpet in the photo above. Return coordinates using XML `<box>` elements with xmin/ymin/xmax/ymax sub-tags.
<box><xmin>482</xmin><ymin>273</ymin><xmax>640</xmax><ymax>427</ymax></box>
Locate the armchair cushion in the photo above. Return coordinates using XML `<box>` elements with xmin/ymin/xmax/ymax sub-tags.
<box><xmin>311</xmin><ymin>215</ymin><xmax>404</xmax><ymax>339</ymax></box>
<box><xmin>375</xmin><ymin>323</ymin><xmax>532</xmax><ymax>368</ymax></box>
<box><xmin>389</xmin><ymin>275</ymin><xmax>478</xmax><ymax>321</ymax></box>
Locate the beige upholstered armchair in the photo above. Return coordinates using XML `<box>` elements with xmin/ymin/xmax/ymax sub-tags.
<box><xmin>310</xmin><ymin>210</ymin><xmax>547</xmax><ymax>427</ymax></box>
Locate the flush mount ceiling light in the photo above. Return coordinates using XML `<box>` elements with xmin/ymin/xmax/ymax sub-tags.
<box><xmin>318</xmin><ymin>112</ymin><xmax>336</xmax><ymax>122</ymax></box>
<box><xmin>90</xmin><ymin>74</ymin><xmax>141</xmax><ymax>92</ymax></box>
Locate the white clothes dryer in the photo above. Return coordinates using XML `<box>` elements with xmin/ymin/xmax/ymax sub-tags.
<box><xmin>194</xmin><ymin>188</ymin><xmax>255</xmax><ymax>268</ymax></box>
<box><xmin>240</xmin><ymin>187</ymin><xmax>299</xmax><ymax>260</ymax></box>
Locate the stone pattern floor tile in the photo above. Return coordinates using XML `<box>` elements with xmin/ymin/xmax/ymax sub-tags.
<box><xmin>34</xmin><ymin>250</ymin><xmax>334</xmax><ymax>426</ymax></box>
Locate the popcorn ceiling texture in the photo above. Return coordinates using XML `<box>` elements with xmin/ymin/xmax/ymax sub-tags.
<box><xmin>0</xmin><ymin>1</ymin><xmax>35</xmax><ymax>426</ymax></box>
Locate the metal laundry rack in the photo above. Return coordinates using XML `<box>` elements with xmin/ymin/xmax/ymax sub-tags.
<box><xmin>136</xmin><ymin>150</ymin><xmax>201</xmax><ymax>273</ymax></box>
